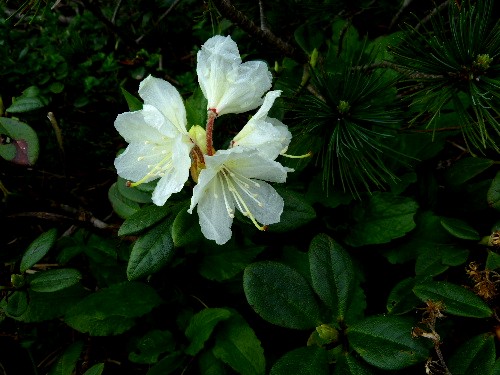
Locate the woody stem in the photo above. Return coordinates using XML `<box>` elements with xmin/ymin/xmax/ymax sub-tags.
<box><xmin>206</xmin><ymin>110</ymin><xmax>217</xmax><ymax>156</ymax></box>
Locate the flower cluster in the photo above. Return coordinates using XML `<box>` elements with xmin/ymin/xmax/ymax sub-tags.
<box><xmin>114</xmin><ymin>35</ymin><xmax>293</xmax><ymax>245</ymax></box>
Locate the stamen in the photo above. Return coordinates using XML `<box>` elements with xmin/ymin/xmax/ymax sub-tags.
<box><xmin>219</xmin><ymin>167</ymin><xmax>266</xmax><ymax>231</ymax></box>
<box><xmin>129</xmin><ymin>155</ymin><xmax>172</xmax><ymax>187</ymax></box>
<box><xmin>218</xmin><ymin>174</ymin><xmax>235</xmax><ymax>218</ymax></box>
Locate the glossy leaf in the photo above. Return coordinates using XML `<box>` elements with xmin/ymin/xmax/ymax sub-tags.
<box><xmin>108</xmin><ymin>182</ymin><xmax>140</xmax><ymax>219</ymax></box>
<box><xmin>244</xmin><ymin>261</ymin><xmax>322</xmax><ymax>329</ymax></box>
<box><xmin>212</xmin><ymin>315</ymin><xmax>265</xmax><ymax>375</ymax></box>
<box><xmin>333</xmin><ymin>352</ymin><xmax>375</xmax><ymax>375</ymax></box>
<box><xmin>120</xmin><ymin>86</ymin><xmax>143</xmax><ymax>111</ymax></box>
<box><xmin>268</xmin><ymin>188</ymin><xmax>316</xmax><ymax>232</ymax></box>
<box><xmin>270</xmin><ymin>346</ymin><xmax>328</xmax><ymax>375</ymax></box>
<box><xmin>185</xmin><ymin>308</ymin><xmax>233</xmax><ymax>356</ymax></box>
<box><xmin>440</xmin><ymin>217</ymin><xmax>480</xmax><ymax>240</ymax></box>
<box><xmin>487</xmin><ymin>172</ymin><xmax>500</xmax><ymax>210</ymax></box>
<box><xmin>345</xmin><ymin>192</ymin><xmax>418</xmax><ymax>247</ymax></box>
<box><xmin>386</xmin><ymin>278</ymin><xmax>421</xmax><ymax>315</ymax></box>
<box><xmin>171</xmin><ymin>203</ymin><xmax>203</xmax><ymax>247</ymax></box>
<box><xmin>20</xmin><ymin>228</ymin><xmax>58</xmax><ymax>273</ymax></box>
<box><xmin>5</xmin><ymin>291</ymin><xmax>29</xmax><ymax>317</ymax></box>
<box><xmin>445</xmin><ymin>157</ymin><xmax>494</xmax><ymax>186</ymax></box>
<box><xmin>126</xmin><ymin>219</ymin><xmax>175</xmax><ymax>280</ymax></box>
<box><xmin>83</xmin><ymin>364</ymin><xmax>105</xmax><ymax>375</ymax></box>
<box><xmin>117</xmin><ymin>176</ymin><xmax>152</xmax><ymax>203</ymax></box>
<box><xmin>347</xmin><ymin>315</ymin><xmax>429</xmax><ymax>370</ymax></box>
<box><xmin>29</xmin><ymin>268</ymin><xmax>82</xmax><ymax>292</ymax></box>
<box><xmin>145</xmin><ymin>352</ymin><xmax>184</xmax><ymax>375</ymax></box>
<box><xmin>47</xmin><ymin>341</ymin><xmax>84</xmax><ymax>375</ymax></box>
<box><xmin>64</xmin><ymin>281</ymin><xmax>162</xmax><ymax>336</ymax></box>
<box><xmin>199</xmin><ymin>245</ymin><xmax>264</xmax><ymax>282</ymax></box>
<box><xmin>448</xmin><ymin>333</ymin><xmax>495</xmax><ymax>375</ymax></box>
<box><xmin>413</xmin><ymin>281</ymin><xmax>492</xmax><ymax>318</ymax></box>
<box><xmin>129</xmin><ymin>330</ymin><xmax>175</xmax><ymax>364</ymax></box>
<box><xmin>309</xmin><ymin>234</ymin><xmax>354</xmax><ymax>321</ymax></box>
<box><xmin>198</xmin><ymin>350</ymin><xmax>227</xmax><ymax>375</ymax></box>
<box><xmin>118</xmin><ymin>203</ymin><xmax>172</xmax><ymax>236</ymax></box>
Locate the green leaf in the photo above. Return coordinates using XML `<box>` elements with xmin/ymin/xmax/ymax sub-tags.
<box><xmin>333</xmin><ymin>352</ymin><xmax>375</xmax><ymax>375</ymax></box>
<box><xmin>145</xmin><ymin>352</ymin><xmax>184</xmax><ymax>375</ymax></box>
<box><xmin>487</xmin><ymin>172</ymin><xmax>500</xmax><ymax>210</ymax></box>
<box><xmin>440</xmin><ymin>217</ymin><xmax>480</xmax><ymax>240</ymax></box>
<box><xmin>171</xmin><ymin>203</ymin><xmax>203</xmax><ymax>247</ymax></box>
<box><xmin>347</xmin><ymin>315</ymin><xmax>429</xmax><ymax>370</ymax></box>
<box><xmin>117</xmin><ymin>176</ymin><xmax>152</xmax><ymax>203</ymax></box>
<box><xmin>445</xmin><ymin>157</ymin><xmax>494</xmax><ymax>186</ymax></box>
<box><xmin>20</xmin><ymin>228</ymin><xmax>58</xmax><ymax>273</ymax></box>
<box><xmin>7</xmin><ymin>97</ymin><xmax>45</xmax><ymax>113</ymax></box>
<box><xmin>118</xmin><ymin>204</ymin><xmax>172</xmax><ymax>236</ymax></box>
<box><xmin>120</xmin><ymin>86</ymin><xmax>143</xmax><ymax>111</ymax></box>
<box><xmin>127</xmin><ymin>219</ymin><xmax>175</xmax><ymax>280</ymax></box>
<box><xmin>5</xmin><ymin>291</ymin><xmax>29</xmax><ymax>317</ymax></box>
<box><xmin>415</xmin><ymin>245</ymin><xmax>469</xmax><ymax>277</ymax></box>
<box><xmin>1</xmin><ymin>285</ymin><xmax>88</xmax><ymax>323</ymax></box>
<box><xmin>294</xmin><ymin>23</ymin><xmax>324</xmax><ymax>55</ymax></box>
<box><xmin>47</xmin><ymin>341</ymin><xmax>84</xmax><ymax>375</ymax></box>
<box><xmin>270</xmin><ymin>346</ymin><xmax>328</xmax><ymax>375</ymax></box>
<box><xmin>413</xmin><ymin>281</ymin><xmax>492</xmax><ymax>318</ymax></box>
<box><xmin>486</xmin><ymin>249</ymin><xmax>500</xmax><ymax>270</ymax></box>
<box><xmin>345</xmin><ymin>192</ymin><xmax>418</xmax><ymax>247</ymax></box>
<box><xmin>185</xmin><ymin>87</ymin><xmax>207</xmax><ymax>127</ymax></box>
<box><xmin>83</xmin><ymin>363</ymin><xmax>105</xmax><ymax>375</ymax></box>
<box><xmin>448</xmin><ymin>333</ymin><xmax>495</xmax><ymax>375</ymax></box>
<box><xmin>386</xmin><ymin>278</ymin><xmax>421</xmax><ymax>315</ymax></box>
<box><xmin>129</xmin><ymin>330</ymin><xmax>175</xmax><ymax>364</ymax></box>
<box><xmin>309</xmin><ymin>234</ymin><xmax>354</xmax><ymax>321</ymax></box>
<box><xmin>64</xmin><ymin>281</ymin><xmax>162</xmax><ymax>336</ymax></box>
<box><xmin>243</xmin><ymin>261</ymin><xmax>322</xmax><ymax>329</ymax></box>
<box><xmin>108</xmin><ymin>182</ymin><xmax>140</xmax><ymax>219</ymax></box>
<box><xmin>198</xmin><ymin>350</ymin><xmax>227</xmax><ymax>375</ymax></box>
<box><xmin>199</xmin><ymin>245</ymin><xmax>264</xmax><ymax>282</ymax></box>
<box><xmin>185</xmin><ymin>308</ymin><xmax>233</xmax><ymax>356</ymax></box>
<box><xmin>0</xmin><ymin>117</ymin><xmax>39</xmax><ymax>165</ymax></box>
<box><xmin>268</xmin><ymin>188</ymin><xmax>316</xmax><ymax>232</ymax></box>
<box><xmin>212</xmin><ymin>314</ymin><xmax>265</xmax><ymax>375</ymax></box>
<box><xmin>29</xmin><ymin>268</ymin><xmax>81</xmax><ymax>292</ymax></box>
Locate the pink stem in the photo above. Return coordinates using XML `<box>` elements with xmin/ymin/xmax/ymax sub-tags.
<box><xmin>206</xmin><ymin>109</ymin><xmax>217</xmax><ymax>156</ymax></box>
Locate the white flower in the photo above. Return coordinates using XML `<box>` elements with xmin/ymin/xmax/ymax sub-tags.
<box><xmin>197</xmin><ymin>35</ymin><xmax>273</xmax><ymax>116</ymax></box>
<box><xmin>231</xmin><ymin>90</ymin><xmax>292</xmax><ymax>160</ymax></box>
<box><xmin>114</xmin><ymin>75</ymin><xmax>193</xmax><ymax>206</ymax></box>
<box><xmin>188</xmin><ymin>147</ymin><xmax>289</xmax><ymax>245</ymax></box>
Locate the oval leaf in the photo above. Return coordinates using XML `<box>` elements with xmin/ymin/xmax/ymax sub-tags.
<box><xmin>127</xmin><ymin>219</ymin><xmax>175</xmax><ymax>280</ymax></box>
<box><xmin>413</xmin><ymin>281</ymin><xmax>492</xmax><ymax>318</ymax></box>
<box><xmin>20</xmin><ymin>228</ymin><xmax>58</xmax><ymax>273</ymax></box>
<box><xmin>117</xmin><ymin>176</ymin><xmax>152</xmax><ymax>203</ymax></box>
<box><xmin>487</xmin><ymin>172</ymin><xmax>500</xmax><ymax>210</ymax></box>
<box><xmin>0</xmin><ymin>117</ymin><xmax>39</xmax><ymax>165</ymax></box>
<box><xmin>64</xmin><ymin>281</ymin><xmax>162</xmax><ymax>336</ymax></box>
<box><xmin>171</xmin><ymin>204</ymin><xmax>203</xmax><ymax>247</ymax></box>
<box><xmin>345</xmin><ymin>192</ymin><xmax>418</xmax><ymax>247</ymax></box>
<box><xmin>448</xmin><ymin>333</ymin><xmax>495</xmax><ymax>375</ymax></box>
<box><xmin>309</xmin><ymin>234</ymin><xmax>354</xmax><ymax>321</ymax></box>
<box><xmin>347</xmin><ymin>315</ymin><xmax>429</xmax><ymax>370</ymax></box>
<box><xmin>5</xmin><ymin>291</ymin><xmax>29</xmax><ymax>317</ymax></box>
<box><xmin>83</xmin><ymin>363</ymin><xmax>105</xmax><ymax>375</ymax></box>
<box><xmin>212</xmin><ymin>315</ymin><xmax>265</xmax><ymax>375</ymax></box>
<box><xmin>47</xmin><ymin>341</ymin><xmax>84</xmax><ymax>375</ymax></box>
<box><xmin>108</xmin><ymin>182</ymin><xmax>140</xmax><ymax>219</ymax></box>
<box><xmin>118</xmin><ymin>204</ymin><xmax>172</xmax><ymax>236</ymax></box>
<box><xmin>270</xmin><ymin>346</ymin><xmax>328</xmax><ymax>375</ymax></box>
<box><xmin>268</xmin><ymin>188</ymin><xmax>316</xmax><ymax>232</ymax></box>
<box><xmin>7</xmin><ymin>96</ymin><xmax>45</xmax><ymax>113</ymax></box>
<box><xmin>333</xmin><ymin>352</ymin><xmax>375</xmax><ymax>375</ymax></box>
<box><xmin>445</xmin><ymin>157</ymin><xmax>494</xmax><ymax>186</ymax></box>
<box><xmin>29</xmin><ymin>268</ymin><xmax>82</xmax><ymax>292</ymax></box>
<box><xmin>243</xmin><ymin>261</ymin><xmax>321</xmax><ymax>329</ymax></box>
<box><xmin>440</xmin><ymin>217</ymin><xmax>480</xmax><ymax>240</ymax></box>
<box><xmin>185</xmin><ymin>308</ymin><xmax>233</xmax><ymax>356</ymax></box>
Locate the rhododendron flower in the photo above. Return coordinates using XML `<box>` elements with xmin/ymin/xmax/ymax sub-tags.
<box><xmin>197</xmin><ymin>35</ymin><xmax>272</xmax><ymax>116</ymax></box>
<box><xmin>188</xmin><ymin>147</ymin><xmax>289</xmax><ymax>245</ymax></box>
<box><xmin>114</xmin><ymin>75</ymin><xmax>193</xmax><ymax>206</ymax></box>
<box><xmin>231</xmin><ymin>90</ymin><xmax>291</xmax><ymax>159</ymax></box>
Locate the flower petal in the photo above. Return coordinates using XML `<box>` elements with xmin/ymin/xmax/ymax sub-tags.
<box><xmin>114</xmin><ymin>142</ymin><xmax>166</xmax><ymax>182</ymax></box>
<box><xmin>192</xmin><ymin>172</ymin><xmax>234</xmax><ymax>245</ymax></box>
<box><xmin>115</xmin><ymin>111</ymin><xmax>165</xmax><ymax>143</ymax></box>
<box><xmin>196</xmin><ymin>35</ymin><xmax>272</xmax><ymax>116</ymax></box>
<box><xmin>138</xmin><ymin>75</ymin><xmax>187</xmax><ymax>134</ymax></box>
<box><xmin>232</xmin><ymin>179</ymin><xmax>284</xmax><ymax>225</ymax></box>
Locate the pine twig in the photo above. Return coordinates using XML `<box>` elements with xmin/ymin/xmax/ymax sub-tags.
<box><xmin>210</xmin><ymin>0</ymin><xmax>306</xmax><ymax>62</ymax></box>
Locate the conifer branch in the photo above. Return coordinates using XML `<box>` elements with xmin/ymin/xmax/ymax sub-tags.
<box><xmin>210</xmin><ymin>0</ymin><xmax>306</xmax><ymax>62</ymax></box>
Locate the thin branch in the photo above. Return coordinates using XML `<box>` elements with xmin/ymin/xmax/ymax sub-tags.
<box><xmin>211</xmin><ymin>0</ymin><xmax>306</xmax><ymax>62</ymax></box>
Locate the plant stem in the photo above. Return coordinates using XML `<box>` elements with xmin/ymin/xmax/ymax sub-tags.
<box><xmin>205</xmin><ymin>110</ymin><xmax>217</xmax><ymax>156</ymax></box>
